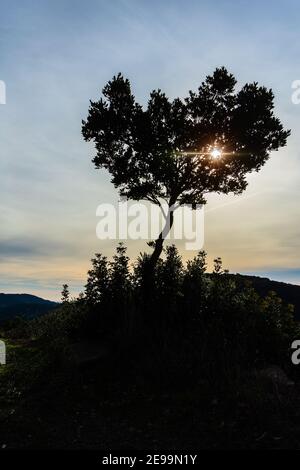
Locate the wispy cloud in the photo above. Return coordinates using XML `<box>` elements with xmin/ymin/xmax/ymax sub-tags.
<box><xmin>1</xmin><ymin>0</ymin><xmax>300</xmax><ymax>297</ymax></box>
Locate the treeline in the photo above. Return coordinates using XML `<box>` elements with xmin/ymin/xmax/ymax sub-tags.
<box><xmin>19</xmin><ymin>244</ymin><xmax>298</xmax><ymax>390</ymax></box>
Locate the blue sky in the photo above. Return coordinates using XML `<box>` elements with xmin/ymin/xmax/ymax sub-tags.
<box><xmin>1</xmin><ymin>0</ymin><xmax>300</xmax><ymax>299</ymax></box>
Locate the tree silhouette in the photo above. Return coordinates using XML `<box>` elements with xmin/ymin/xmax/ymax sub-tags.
<box><xmin>85</xmin><ymin>253</ymin><xmax>109</xmax><ymax>304</ymax></box>
<box><xmin>82</xmin><ymin>67</ymin><xmax>290</xmax><ymax>266</ymax></box>
<box><xmin>61</xmin><ymin>284</ymin><xmax>70</xmax><ymax>303</ymax></box>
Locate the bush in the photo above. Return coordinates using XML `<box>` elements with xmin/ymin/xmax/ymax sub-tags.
<box><xmin>10</xmin><ymin>244</ymin><xmax>299</xmax><ymax>389</ymax></box>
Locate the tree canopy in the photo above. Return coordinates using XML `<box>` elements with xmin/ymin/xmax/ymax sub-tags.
<box><xmin>82</xmin><ymin>67</ymin><xmax>290</xmax><ymax>263</ymax></box>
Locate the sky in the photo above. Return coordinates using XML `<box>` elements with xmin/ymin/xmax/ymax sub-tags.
<box><xmin>0</xmin><ymin>0</ymin><xmax>300</xmax><ymax>300</ymax></box>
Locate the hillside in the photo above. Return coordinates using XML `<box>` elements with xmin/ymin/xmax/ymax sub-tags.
<box><xmin>0</xmin><ymin>293</ymin><xmax>58</xmax><ymax>322</ymax></box>
<box><xmin>233</xmin><ymin>274</ymin><xmax>300</xmax><ymax>320</ymax></box>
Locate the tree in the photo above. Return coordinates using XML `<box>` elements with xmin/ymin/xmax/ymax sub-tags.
<box><xmin>82</xmin><ymin>67</ymin><xmax>290</xmax><ymax>266</ymax></box>
<box><xmin>157</xmin><ymin>245</ymin><xmax>184</xmax><ymax>316</ymax></box>
<box><xmin>61</xmin><ymin>284</ymin><xmax>70</xmax><ymax>303</ymax></box>
<box><xmin>85</xmin><ymin>253</ymin><xmax>109</xmax><ymax>304</ymax></box>
<box><xmin>183</xmin><ymin>250</ymin><xmax>208</xmax><ymax>317</ymax></box>
<box><xmin>109</xmin><ymin>243</ymin><xmax>131</xmax><ymax>300</ymax></box>
<box><xmin>108</xmin><ymin>243</ymin><xmax>132</xmax><ymax>325</ymax></box>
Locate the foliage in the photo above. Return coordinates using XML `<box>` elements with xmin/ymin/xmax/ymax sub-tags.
<box><xmin>6</xmin><ymin>245</ymin><xmax>299</xmax><ymax>389</ymax></box>
<box><xmin>82</xmin><ymin>68</ymin><xmax>289</xmax><ymax>205</ymax></box>
<box><xmin>61</xmin><ymin>284</ymin><xmax>70</xmax><ymax>303</ymax></box>
<box><xmin>82</xmin><ymin>69</ymin><xmax>290</xmax><ymax>263</ymax></box>
<box><xmin>29</xmin><ymin>244</ymin><xmax>298</xmax><ymax>385</ymax></box>
<box><xmin>2</xmin><ymin>245</ymin><xmax>300</xmax><ymax>450</ymax></box>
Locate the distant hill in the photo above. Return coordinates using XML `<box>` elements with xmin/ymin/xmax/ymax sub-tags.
<box><xmin>0</xmin><ymin>293</ymin><xmax>59</xmax><ymax>322</ymax></box>
<box><xmin>232</xmin><ymin>274</ymin><xmax>300</xmax><ymax>320</ymax></box>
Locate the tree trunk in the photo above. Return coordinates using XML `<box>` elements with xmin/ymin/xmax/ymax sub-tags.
<box><xmin>149</xmin><ymin>200</ymin><xmax>176</xmax><ymax>268</ymax></box>
<box><xmin>141</xmin><ymin>200</ymin><xmax>176</xmax><ymax>313</ymax></box>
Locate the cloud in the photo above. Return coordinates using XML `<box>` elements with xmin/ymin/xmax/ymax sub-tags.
<box><xmin>1</xmin><ymin>0</ymin><xmax>300</xmax><ymax>296</ymax></box>
<box><xmin>0</xmin><ymin>237</ymin><xmax>75</xmax><ymax>260</ymax></box>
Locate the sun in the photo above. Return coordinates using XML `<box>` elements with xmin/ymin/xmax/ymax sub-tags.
<box><xmin>210</xmin><ymin>148</ymin><xmax>222</xmax><ymax>159</ymax></box>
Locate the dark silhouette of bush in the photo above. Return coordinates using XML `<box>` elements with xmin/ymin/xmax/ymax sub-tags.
<box><xmin>14</xmin><ymin>244</ymin><xmax>298</xmax><ymax>392</ymax></box>
<box><xmin>3</xmin><ymin>245</ymin><xmax>300</xmax><ymax>451</ymax></box>
<box><xmin>35</xmin><ymin>243</ymin><xmax>298</xmax><ymax>389</ymax></box>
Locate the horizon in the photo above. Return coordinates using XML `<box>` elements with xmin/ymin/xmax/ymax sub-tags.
<box><xmin>2</xmin><ymin>269</ymin><xmax>300</xmax><ymax>302</ymax></box>
<box><xmin>1</xmin><ymin>0</ymin><xmax>300</xmax><ymax>300</ymax></box>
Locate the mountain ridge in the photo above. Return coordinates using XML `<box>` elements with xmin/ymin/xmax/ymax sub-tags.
<box><xmin>0</xmin><ymin>293</ymin><xmax>59</xmax><ymax>322</ymax></box>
